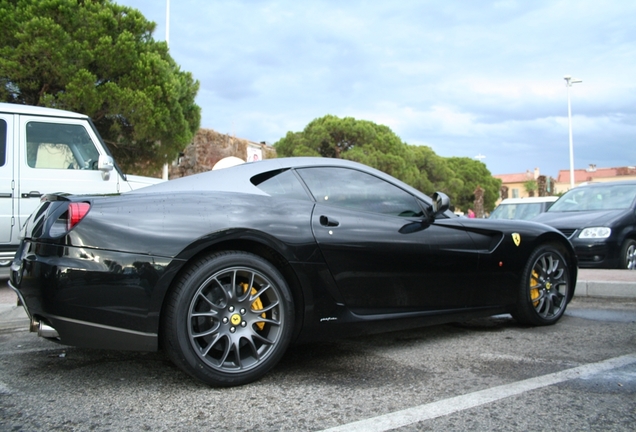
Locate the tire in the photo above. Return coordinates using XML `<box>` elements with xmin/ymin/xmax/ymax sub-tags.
<box><xmin>162</xmin><ymin>251</ymin><xmax>294</xmax><ymax>386</ymax></box>
<box><xmin>619</xmin><ymin>239</ymin><xmax>636</xmax><ymax>270</ymax></box>
<box><xmin>512</xmin><ymin>244</ymin><xmax>572</xmax><ymax>326</ymax></box>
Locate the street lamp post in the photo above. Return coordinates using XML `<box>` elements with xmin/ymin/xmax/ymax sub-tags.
<box><xmin>162</xmin><ymin>0</ymin><xmax>171</xmax><ymax>181</ymax></box>
<box><xmin>564</xmin><ymin>75</ymin><xmax>582</xmax><ymax>189</ymax></box>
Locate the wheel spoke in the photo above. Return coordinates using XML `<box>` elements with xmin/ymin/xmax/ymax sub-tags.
<box><xmin>250</xmin><ymin>283</ymin><xmax>272</xmax><ymax>302</ymax></box>
<box><xmin>243</xmin><ymin>336</ymin><xmax>260</xmax><ymax>361</ymax></box>
<box><xmin>251</xmin><ymin>316</ymin><xmax>280</xmax><ymax>326</ymax></box>
<box><xmin>252</xmin><ymin>299</ymin><xmax>279</xmax><ymax>314</ymax></box>
<box><xmin>201</xmin><ymin>333</ymin><xmax>223</xmax><ymax>357</ymax></box>
<box><xmin>218</xmin><ymin>339</ymin><xmax>234</xmax><ymax>366</ymax></box>
<box><xmin>191</xmin><ymin>310</ymin><xmax>218</xmax><ymax>318</ymax></box>
<box><xmin>251</xmin><ymin>331</ymin><xmax>275</xmax><ymax>345</ymax></box>
<box><xmin>191</xmin><ymin>324</ymin><xmax>220</xmax><ymax>338</ymax></box>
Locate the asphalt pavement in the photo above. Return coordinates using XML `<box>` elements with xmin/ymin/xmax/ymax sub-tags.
<box><xmin>0</xmin><ymin>269</ymin><xmax>634</xmax><ymax>334</ymax></box>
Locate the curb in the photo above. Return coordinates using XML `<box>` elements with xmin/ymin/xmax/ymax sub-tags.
<box><xmin>574</xmin><ymin>280</ymin><xmax>636</xmax><ymax>298</ymax></box>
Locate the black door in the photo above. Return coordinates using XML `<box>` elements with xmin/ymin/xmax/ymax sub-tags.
<box><xmin>297</xmin><ymin>167</ymin><xmax>479</xmax><ymax>314</ymax></box>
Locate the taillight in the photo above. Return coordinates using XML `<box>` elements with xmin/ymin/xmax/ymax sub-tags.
<box><xmin>67</xmin><ymin>202</ymin><xmax>91</xmax><ymax>231</ymax></box>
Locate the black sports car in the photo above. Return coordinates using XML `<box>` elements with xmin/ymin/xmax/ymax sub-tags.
<box><xmin>9</xmin><ymin>157</ymin><xmax>577</xmax><ymax>386</ymax></box>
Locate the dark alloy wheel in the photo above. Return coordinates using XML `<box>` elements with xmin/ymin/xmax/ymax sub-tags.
<box><xmin>512</xmin><ymin>244</ymin><xmax>571</xmax><ymax>326</ymax></box>
<box><xmin>163</xmin><ymin>251</ymin><xmax>294</xmax><ymax>386</ymax></box>
<box><xmin>620</xmin><ymin>239</ymin><xmax>636</xmax><ymax>270</ymax></box>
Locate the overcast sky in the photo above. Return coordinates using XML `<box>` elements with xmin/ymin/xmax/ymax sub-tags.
<box><xmin>118</xmin><ymin>0</ymin><xmax>635</xmax><ymax>177</ymax></box>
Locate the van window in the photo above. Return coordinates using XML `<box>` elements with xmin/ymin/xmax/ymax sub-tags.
<box><xmin>0</xmin><ymin>119</ymin><xmax>6</xmax><ymax>167</ymax></box>
<box><xmin>26</xmin><ymin>122</ymin><xmax>100</xmax><ymax>170</ymax></box>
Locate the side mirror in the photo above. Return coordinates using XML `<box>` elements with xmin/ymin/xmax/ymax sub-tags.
<box><xmin>431</xmin><ymin>192</ymin><xmax>450</xmax><ymax>216</ymax></box>
<box><xmin>98</xmin><ymin>155</ymin><xmax>114</xmax><ymax>181</ymax></box>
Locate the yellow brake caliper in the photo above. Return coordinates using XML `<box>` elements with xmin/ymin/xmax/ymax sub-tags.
<box><xmin>241</xmin><ymin>283</ymin><xmax>266</xmax><ymax>330</ymax></box>
<box><xmin>530</xmin><ymin>270</ymin><xmax>540</xmax><ymax>306</ymax></box>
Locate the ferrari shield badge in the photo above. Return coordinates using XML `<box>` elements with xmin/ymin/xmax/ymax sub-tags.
<box><xmin>512</xmin><ymin>233</ymin><xmax>521</xmax><ymax>247</ymax></box>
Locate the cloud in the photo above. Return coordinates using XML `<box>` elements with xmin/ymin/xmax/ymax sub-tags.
<box><xmin>118</xmin><ymin>0</ymin><xmax>636</xmax><ymax>177</ymax></box>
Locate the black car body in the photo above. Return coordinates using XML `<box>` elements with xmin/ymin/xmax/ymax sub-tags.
<box><xmin>9</xmin><ymin>157</ymin><xmax>578</xmax><ymax>386</ymax></box>
<box><xmin>533</xmin><ymin>180</ymin><xmax>636</xmax><ymax>269</ymax></box>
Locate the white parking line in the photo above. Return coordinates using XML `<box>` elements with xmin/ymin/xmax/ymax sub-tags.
<box><xmin>321</xmin><ymin>353</ymin><xmax>636</xmax><ymax>432</ymax></box>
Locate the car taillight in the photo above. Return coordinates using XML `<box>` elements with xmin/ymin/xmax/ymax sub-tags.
<box><xmin>67</xmin><ymin>202</ymin><xmax>91</xmax><ymax>231</ymax></box>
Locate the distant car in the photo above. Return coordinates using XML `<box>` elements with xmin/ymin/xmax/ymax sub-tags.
<box><xmin>9</xmin><ymin>157</ymin><xmax>578</xmax><ymax>386</ymax></box>
<box><xmin>489</xmin><ymin>196</ymin><xmax>559</xmax><ymax>221</ymax></box>
<box><xmin>534</xmin><ymin>180</ymin><xmax>636</xmax><ymax>270</ymax></box>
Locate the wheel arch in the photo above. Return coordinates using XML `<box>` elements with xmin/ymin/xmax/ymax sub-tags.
<box><xmin>157</xmin><ymin>233</ymin><xmax>307</xmax><ymax>346</ymax></box>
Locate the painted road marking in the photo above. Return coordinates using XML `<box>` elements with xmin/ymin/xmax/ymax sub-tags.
<box><xmin>321</xmin><ymin>354</ymin><xmax>636</xmax><ymax>432</ymax></box>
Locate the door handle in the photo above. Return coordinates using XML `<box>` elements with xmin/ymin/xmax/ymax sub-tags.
<box><xmin>21</xmin><ymin>191</ymin><xmax>42</xmax><ymax>198</ymax></box>
<box><xmin>319</xmin><ymin>215</ymin><xmax>340</xmax><ymax>227</ymax></box>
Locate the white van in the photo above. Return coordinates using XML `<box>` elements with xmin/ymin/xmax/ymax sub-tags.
<box><xmin>489</xmin><ymin>196</ymin><xmax>559</xmax><ymax>221</ymax></box>
<box><xmin>0</xmin><ymin>103</ymin><xmax>163</xmax><ymax>273</ymax></box>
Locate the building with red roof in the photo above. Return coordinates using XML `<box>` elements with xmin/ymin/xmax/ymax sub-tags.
<box><xmin>494</xmin><ymin>165</ymin><xmax>636</xmax><ymax>203</ymax></box>
<box><xmin>555</xmin><ymin>165</ymin><xmax>636</xmax><ymax>193</ymax></box>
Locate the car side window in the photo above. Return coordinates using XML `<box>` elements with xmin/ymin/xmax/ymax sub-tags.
<box><xmin>26</xmin><ymin>122</ymin><xmax>100</xmax><ymax>170</ymax></box>
<box><xmin>297</xmin><ymin>167</ymin><xmax>423</xmax><ymax>217</ymax></box>
<box><xmin>251</xmin><ymin>169</ymin><xmax>311</xmax><ymax>200</ymax></box>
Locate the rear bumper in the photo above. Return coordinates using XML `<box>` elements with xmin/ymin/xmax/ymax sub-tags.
<box><xmin>8</xmin><ymin>240</ymin><xmax>176</xmax><ymax>351</ymax></box>
<box><xmin>10</xmin><ymin>272</ymin><xmax>156</xmax><ymax>349</ymax></box>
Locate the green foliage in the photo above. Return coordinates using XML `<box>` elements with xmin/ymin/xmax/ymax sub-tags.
<box><xmin>524</xmin><ymin>180</ymin><xmax>538</xmax><ymax>197</ymax></box>
<box><xmin>408</xmin><ymin>145</ymin><xmax>453</xmax><ymax>196</ymax></box>
<box><xmin>276</xmin><ymin>115</ymin><xmax>418</xmax><ymax>183</ymax></box>
<box><xmin>274</xmin><ymin>115</ymin><xmax>502</xmax><ymax>211</ymax></box>
<box><xmin>0</xmin><ymin>0</ymin><xmax>200</xmax><ymax>175</ymax></box>
<box><xmin>445</xmin><ymin>157</ymin><xmax>502</xmax><ymax>212</ymax></box>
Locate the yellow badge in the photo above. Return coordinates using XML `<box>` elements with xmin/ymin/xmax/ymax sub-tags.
<box><xmin>231</xmin><ymin>314</ymin><xmax>242</xmax><ymax>325</ymax></box>
<box><xmin>512</xmin><ymin>233</ymin><xmax>521</xmax><ymax>247</ymax></box>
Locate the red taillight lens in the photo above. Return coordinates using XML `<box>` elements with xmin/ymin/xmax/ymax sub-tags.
<box><xmin>67</xmin><ymin>202</ymin><xmax>91</xmax><ymax>231</ymax></box>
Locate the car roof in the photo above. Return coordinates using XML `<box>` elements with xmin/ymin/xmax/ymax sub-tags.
<box><xmin>499</xmin><ymin>196</ymin><xmax>559</xmax><ymax>204</ymax></box>
<box><xmin>128</xmin><ymin>157</ymin><xmax>429</xmax><ymax>200</ymax></box>
<box><xmin>573</xmin><ymin>179</ymin><xmax>636</xmax><ymax>188</ymax></box>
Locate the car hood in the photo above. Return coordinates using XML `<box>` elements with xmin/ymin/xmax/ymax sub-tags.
<box><xmin>124</xmin><ymin>174</ymin><xmax>165</xmax><ymax>190</ymax></box>
<box><xmin>533</xmin><ymin>209</ymin><xmax>627</xmax><ymax>228</ymax></box>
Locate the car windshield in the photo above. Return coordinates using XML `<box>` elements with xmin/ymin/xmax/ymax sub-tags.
<box><xmin>549</xmin><ymin>184</ymin><xmax>636</xmax><ymax>212</ymax></box>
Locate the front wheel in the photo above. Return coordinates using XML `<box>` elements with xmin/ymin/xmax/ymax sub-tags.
<box><xmin>512</xmin><ymin>244</ymin><xmax>572</xmax><ymax>326</ymax></box>
<box><xmin>162</xmin><ymin>251</ymin><xmax>294</xmax><ymax>386</ymax></box>
<box><xmin>619</xmin><ymin>239</ymin><xmax>636</xmax><ymax>270</ymax></box>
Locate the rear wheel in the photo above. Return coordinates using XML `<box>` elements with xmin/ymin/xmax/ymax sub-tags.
<box><xmin>512</xmin><ymin>244</ymin><xmax>571</xmax><ymax>326</ymax></box>
<box><xmin>162</xmin><ymin>251</ymin><xmax>294</xmax><ymax>386</ymax></box>
<box><xmin>619</xmin><ymin>239</ymin><xmax>636</xmax><ymax>270</ymax></box>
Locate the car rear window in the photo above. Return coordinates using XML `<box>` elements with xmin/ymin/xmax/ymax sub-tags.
<box><xmin>251</xmin><ymin>169</ymin><xmax>311</xmax><ymax>201</ymax></box>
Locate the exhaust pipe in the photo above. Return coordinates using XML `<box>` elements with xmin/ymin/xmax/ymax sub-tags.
<box><xmin>30</xmin><ymin>318</ymin><xmax>60</xmax><ymax>338</ymax></box>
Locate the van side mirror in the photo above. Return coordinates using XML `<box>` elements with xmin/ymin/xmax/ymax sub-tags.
<box><xmin>98</xmin><ymin>155</ymin><xmax>114</xmax><ymax>181</ymax></box>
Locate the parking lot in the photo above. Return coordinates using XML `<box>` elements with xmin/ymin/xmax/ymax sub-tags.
<box><xmin>1</xmin><ymin>281</ymin><xmax>635</xmax><ymax>431</ymax></box>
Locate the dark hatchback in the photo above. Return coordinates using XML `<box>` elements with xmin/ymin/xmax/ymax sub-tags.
<box><xmin>534</xmin><ymin>180</ymin><xmax>636</xmax><ymax>269</ymax></box>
